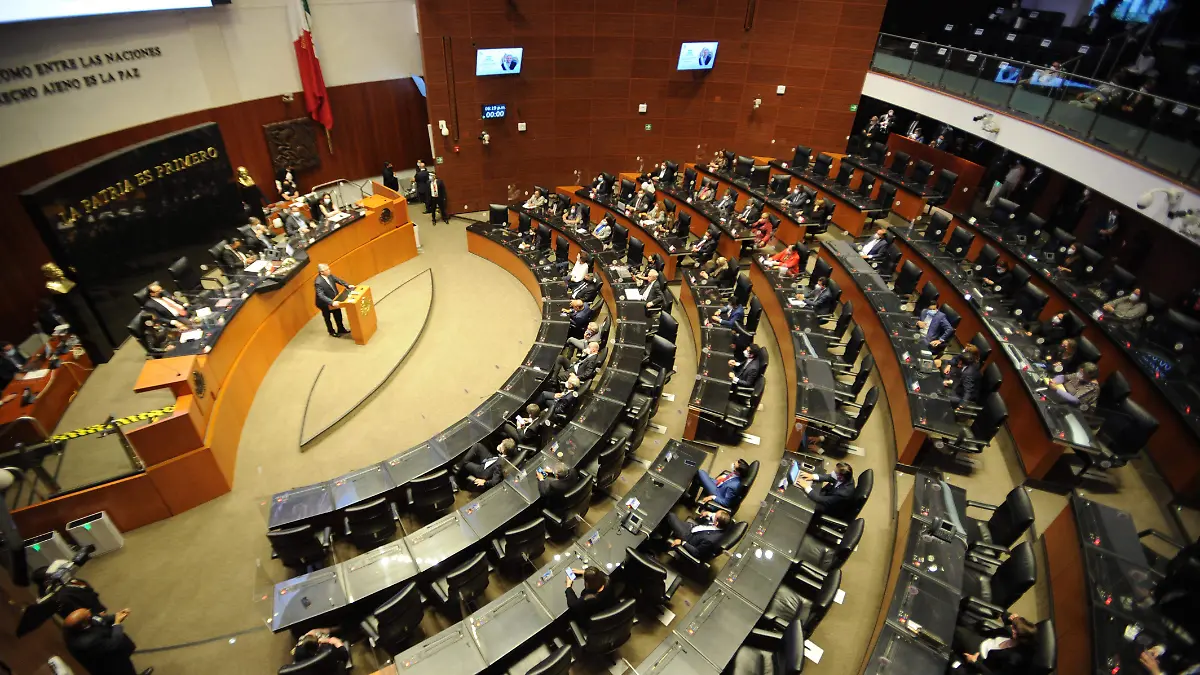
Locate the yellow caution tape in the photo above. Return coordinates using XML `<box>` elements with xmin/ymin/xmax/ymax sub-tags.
<box><xmin>49</xmin><ymin>405</ymin><xmax>176</xmax><ymax>442</ymax></box>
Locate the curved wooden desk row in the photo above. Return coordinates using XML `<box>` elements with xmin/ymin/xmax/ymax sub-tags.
<box><xmin>944</xmin><ymin>211</ymin><xmax>1200</xmax><ymax>498</ymax></box>
<box><xmin>555</xmin><ymin>186</ymin><xmax>684</xmax><ymax>281</ymax></box>
<box><xmin>12</xmin><ymin>183</ymin><xmax>418</xmax><ymax>537</ymax></box>
<box><xmin>0</xmin><ymin>346</ymin><xmax>93</xmax><ymax>449</ymax></box>
<box><xmin>888</xmin><ymin>226</ymin><xmax>1098</xmax><ymax>481</ymax></box>
<box><xmin>265</xmin><ymin>225</ymin><xmax>655</xmax><ymax>637</ymax></box>
<box><xmin>689</xmin><ymin>163</ymin><xmax>811</xmax><ymax>247</ymax></box>
<box><xmin>679</xmin><ymin>273</ymin><xmax>739</xmax><ymax>441</ymax></box>
<box><xmin>767</xmin><ymin>159</ymin><xmax>880</xmax><ymax>238</ymax></box>
<box><xmin>651</xmin><ymin>175</ymin><xmax>752</xmax><ymax>263</ymax></box>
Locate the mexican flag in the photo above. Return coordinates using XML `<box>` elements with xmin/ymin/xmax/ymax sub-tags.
<box><xmin>291</xmin><ymin>0</ymin><xmax>333</xmax><ymax>132</ymax></box>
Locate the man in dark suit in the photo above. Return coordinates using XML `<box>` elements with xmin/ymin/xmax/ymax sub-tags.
<box><xmin>917</xmin><ymin>301</ymin><xmax>954</xmax><ymax>356</ymax></box>
<box><xmin>536</xmin><ymin>466</ymin><xmax>580</xmax><ymax>500</ymax></box>
<box><xmin>690</xmin><ymin>230</ymin><xmax>720</xmax><ymax>266</ymax></box>
<box><xmin>429</xmin><ymin>173</ymin><xmax>449</xmax><ymax>224</ymax></box>
<box><xmin>728</xmin><ymin>344</ymin><xmax>763</xmax><ymax>387</ymax></box>
<box><xmin>797</xmin><ymin>462</ymin><xmax>856</xmax><ymax>516</ymax></box>
<box><xmin>642</xmin><ymin>270</ymin><xmax>669</xmax><ymax>311</ymax></box>
<box><xmin>629</xmin><ymin>183</ymin><xmax>656</xmax><ymax>213</ymax></box>
<box><xmin>663</xmin><ymin>510</ymin><xmax>731</xmax><ymax>561</ymax></box>
<box><xmin>562</xmin><ymin>299</ymin><xmax>594</xmax><ymax>338</ymax></box>
<box><xmin>713</xmin><ymin>190</ymin><xmax>736</xmax><ymax>213</ymax></box>
<box><xmin>784</xmin><ymin>185</ymin><xmax>809</xmax><ymax>211</ymax></box>
<box><xmin>735</xmin><ymin>199</ymin><xmax>760</xmax><ymax>224</ymax></box>
<box><xmin>245</xmin><ymin>222</ymin><xmax>277</xmax><ymax>253</ymax></box>
<box><xmin>538</xmin><ymin>374</ymin><xmax>581</xmax><ymax>419</ymax></box>
<box><xmin>413</xmin><ymin>159</ymin><xmax>431</xmax><ymax>212</ymax></box>
<box><xmin>943</xmin><ymin>344</ymin><xmax>982</xmax><ymax>406</ymax></box>
<box><xmin>502</xmin><ymin>403</ymin><xmax>547</xmax><ymax>445</ymax></box>
<box><xmin>457</xmin><ymin>438</ymin><xmax>515</xmax><ymax>490</ymax></box>
<box><xmin>63</xmin><ymin>607</ymin><xmax>151</xmax><ymax>675</ymax></box>
<box><xmin>283</xmin><ymin>205</ymin><xmax>311</xmax><ymax>237</ymax></box>
<box><xmin>798</xmin><ymin>276</ymin><xmax>835</xmax><ymax>314</ymax></box>
<box><xmin>220</xmin><ymin>241</ymin><xmax>256</xmax><ymax>269</ymax></box>
<box><xmin>314</xmin><ymin>263</ymin><xmax>354</xmax><ymax>337</ymax></box>
<box><xmin>141</xmin><ymin>283</ymin><xmax>191</xmax><ymax>329</ymax></box>
<box><xmin>569</xmin><ymin>273</ymin><xmax>598</xmax><ymax>302</ymax></box>
<box><xmin>0</xmin><ymin>342</ymin><xmax>27</xmax><ymax>391</ymax></box>
<box><xmin>556</xmin><ymin>340</ymin><xmax>601</xmax><ymax>383</ymax></box>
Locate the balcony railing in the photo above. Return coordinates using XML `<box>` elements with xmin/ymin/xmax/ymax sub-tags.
<box><xmin>871</xmin><ymin>33</ymin><xmax>1200</xmax><ymax>188</ymax></box>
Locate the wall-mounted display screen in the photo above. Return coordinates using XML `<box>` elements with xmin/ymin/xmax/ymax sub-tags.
<box><xmin>0</xmin><ymin>0</ymin><xmax>227</xmax><ymax>24</ymax></box>
<box><xmin>476</xmin><ymin>48</ymin><xmax>523</xmax><ymax>76</ymax></box>
<box><xmin>482</xmin><ymin>104</ymin><xmax>507</xmax><ymax>120</ymax></box>
<box><xmin>677</xmin><ymin>42</ymin><xmax>718</xmax><ymax>71</ymax></box>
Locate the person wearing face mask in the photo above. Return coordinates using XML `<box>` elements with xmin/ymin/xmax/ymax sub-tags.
<box><xmin>0</xmin><ymin>341</ymin><xmax>27</xmax><ymax>391</ymax></box>
<box><xmin>943</xmin><ymin>344</ymin><xmax>982</xmax><ymax>406</ymax></box>
<box><xmin>588</xmin><ymin>173</ymin><xmax>610</xmax><ymax>198</ymax></box>
<box><xmin>1046</xmin><ymin>362</ymin><xmax>1100</xmax><ymax>408</ymax></box>
<box><xmin>317</xmin><ymin>193</ymin><xmax>340</xmax><ymax>221</ymax></box>
<box><xmin>1026</xmin><ymin>311</ymin><xmax>1068</xmax><ymax>343</ymax></box>
<box><xmin>1102</xmin><ymin>288</ymin><xmax>1149</xmax><ymax>322</ymax></box>
<box><xmin>413</xmin><ymin>159</ymin><xmax>431</xmax><ymax>213</ymax></box>
<box><xmin>592</xmin><ymin>213</ymin><xmax>613</xmax><ymax>241</ymax></box>
<box><xmin>713</xmin><ymin>190</ymin><xmax>736</xmax><ymax>213</ymax></box>
<box><xmin>284</xmin><ymin>205</ymin><xmax>311</xmax><ymax>237</ymax></box>
<box><xmin>1056</xmin><ymin>243</ymin><xmax>1081</xmax><ymax>275</ymax></box>
<box><xmin>707</xmin><ymin>299</ymin><xmax>745</xmax><ymax>329</ymax></box>
<box><xmin>784</xmin><ymin>185</ymin><xmax>809</xmax><ymax>211</ymax></box>
<box><xmin>795</xmin><ymin>462</ymin><xmax>855</xmax><ymax>516</ymax></box>
<box><xmin>728</xmin><ymin>344</ymin><xmax>763</xmax><ymax>386</ymax></box>
<box><xmin>981</xmin><ymin>259</ymin><xmax>1012</xmax><ymax>292</ymax></box>
<box><xmin>859</xmin><ymin>228</ymin><xmax>888</xmax><ymax>259</ymax></box>
<box><xmin>917</xmin><ymin>301</ymin><xmax>954</xmax><ymax>356</ymax></box>
<box><xmin>796</xmin><ymin>275</ymin><xmax>835</xmax><ymax>312</ymax></box>
<box><xmin>1088</xmin><ymin>208</ymin><xmax>1120</xmax><ymax>251</ymax></box>
<box><xmin>563</xmin><ymin>202</ymin><xmax>584</xmax><ymax>229</ymax></box>
<box><xmin>694</xmin><ymin>458</ymin><xmax>750</xmax><ymax>509</ymax></box>
<box><xmin>275</xmin><ymin>166</ymin><xmax>299</xmax><ymax>201</ymax></box>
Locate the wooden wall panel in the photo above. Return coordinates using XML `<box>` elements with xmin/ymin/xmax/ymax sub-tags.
<box><xmin>0</xmin><ymin>78</ymin><xmax>429</xmax><ymax>342</ymax></box>
<box><xmin>416</xmin><ymin>0</ymin><xmax>886</xmax><ymax>213</ymax></box>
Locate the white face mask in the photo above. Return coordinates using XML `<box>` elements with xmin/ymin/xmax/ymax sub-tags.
<box><xmin>1130</xmin><ymin>293</ymin><xmax>1140</xmax><ymax>302</ymax></box>
<box><xmin>1051</xmin><ymin>316</ymin><xmax>1061</xmax><ymax>325</ymax></box>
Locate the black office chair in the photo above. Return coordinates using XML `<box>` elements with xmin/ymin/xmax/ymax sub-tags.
<box><xmin>168</xmin><ymin>256</ymin><xmax>203</xmax><ymax>292</ymax></box>
<box><xmin>542</xmin><ymin>473</ymin><xmax>594</xmax><ymax>539</ymax></box>
<box><xmin>518</xmin><ymin>212</ymin><xmax>533</xmax><ymax>235</ymax></box>
<box><xmin>909</xmin><ymin>159</ymin><xmax>933</xmax><ymax>187</ymax></box>
<box><xmin>729</xmin><ymin>620</ymin><xmax>805</xmax><ymax>675</ymax></box>
<box><xmin>1030</xmin><ymin>619</ymin><xmax>1058</xmax><ymax>675</ymax></box>
<box><xmin>682</xmin><ymin>167</ymin><xmax>697</xmax><ymax>193</ymax></box>
<box><xmin>1095</xmin><ymin>370</ymin><xmax>1132</xmax><ymax>414</ymax></box>
<box><xmin>796</xmin><ymin>517</ymin><xmax>864</xmax><ymax>578</ymax></box>
<box><xmin>405</xmin><ymin>469</ymin><xmax>455</xmax><ymax>520</ymax></box>
<box><xmin>663</xmin><ymin>160</ymin><xmax>679</xmax><ymax>183</ymax></box>
<box><xmin>554</xmin><ymin>235</ymin><xmax>570</xmax><ymax>264</ymax></box>
<box><xmin>360</xmin><ymin>582</ymin><xmax>425</xmax><ymax>655</ymax></box>
<box><xmin>342</xmin><ymin>496</ymin><xmax>399</xmax><ymax>549</ymax></box>
<box><xmin>963</xmin><ymin>487</ymin><xmax>1034</xmax><ymax>557</ymax></box>
<box><xmin>911</xmin><ymin>282</ymin><xmax>939</xmax><ymax>316</ymax></box>
<box><xmin>834</xmin><ymin>353</ymin><xmax>873</xmax><ymax>404</ymax></box>
<box><xmin>1009</xmin><ymin>283</ymin><xmax>1048</xmax><ymax>323</ymax></box>
<box><xmin>891</xmin><ymin>260</ymin><xmax>922</xmax><ymax>297</ymax></box>
<box><xmin>866</xmin><ymin>182</ymin><xmax>897</xmax><ymax>224</ymax></box>
<box><xmin>208</xmin><ymin>241</ymin><xmax>229</xmax><ymax>270</ymax></box>
<box><xmin>535</xmin><ymin>224</ymin><xmax>553</xmax><ymax>252</ymax></box>
<box><xmin>636</xmin><ymin>335</ymin><xmax>676</xmax><ymax>398</ymax></box>
<box><xmin>732</xmin><ymin>297</ymin><xmax>763</xmax><ymax>352</ymax></box>
<box><xmin>791</xmin><ymin>145</ymin><xmax>812</xmax><ymax>170</ymax></box>
<box><xmin>724</xmin><ymin>376</ymin><xmax>767</xmax><ymax>435</ymax></box>
<box><xmin>132</xmin><ymin>285</ymin><xmax>150</xmax><ymax>309</ymax></box>
<box><xmin>671</xmin><ymin>520</ymin><xmax>749</xmax><ymax>579</ymax></box>
<box><xmin>568</xmin><ymin>598</ymin><xmax>636</xmax><ymax>658</ymax></box>
<box><xmin>610</xmin><ymin>224</ymin><xmax>629</xmax><ymax>253</ymax></box>
<box><xmin>516</xmin><ymin>644</ymin><xmax>573</xmax><ymax>675</ymax></box>
<box><xmin>1059</xmin><ymin>310</ymin><xmax>1087</xmax><ymax>339</ymax></box>
<box><xmin>1098</xmin><ymin>265</ymin><xmax>1136</xmax><ymax>300</ymax></box>
<box><xmin>988</xmin><ymin>197</ymin><xmax>1019</xmax><ymax>228</ymax></box>
<box><xmin>827</xmin><ymin>325</ymin><xmax>865</xmax><ymax>372</ymax></box>
<box><xmin>675</xmin><ymin>211</ymin><xmax>692</xmax><ymax>238</ymax></box>
<box><xmin>491</xmin><ymin>517</ymin><xmax>547</xmax><ymax>577</ymax></box>
<box><xmin>973</xmin><ymin>244</ymin><xmax>1000</xmax><ymax>276</ymax></box>
<box><xmin>960</xmin><ymin>541</ymin><xmax>1036</xmax><ymax>619</ymax></box>
<box><xmin>770</xmin><ymin>173</ymin><xmax>791</xmax><ymax>198</ymax></box>
<box><xmin>431</xmin><ymin>550</ymin><xmax>491</xmax><ymax>617</ymax></box>
<box><xmin>926</xmin><ymin>169</ymin><xmax>958</xmax><ymax>206</ymax></box>
<box><xmin>1075</xmin><ymin>398</ymin><xmax>1159</xmax><ymax>475</ymax></box>
<box><xmin>761</xmin><ymin>567</ymin><xmax>841</xmax><ymax>633</ymax></box>
<box><xmin>652</xmin><ymin>311</ymin><xmax>679</xmax><ymax>345</ymax></box>
<box><xmin>621</xmin><ymin>548</ymin><xmax>681</xmax><ymax>613</ymax></box>
<box><xmin>278</xmin><ymin>647</ymin><xmax>343</xmax><ymax>675</ymax></box>
<box><xmin>833</xmin><ymin>163</ymin><xmax>854</xmax><ymax>188</ymax></box>
<box><xmin>940</xmin><ymin>303</ymin><xmax>962</xmax><ymax>331</ymax></box>
<box><xmin>935</xmin><ymin>392</ymin><xmax>1008</xmax><ymax>458</ymax></box>
<box><xmin>490</xmin><ymin>204</ymin><xmax>509</xmax><ymax>226</ymax></box>
<box><xmin>814</xmin><ymin>468</ymin><xmax>873</xmax><ymax>528</ymax></box>
<box><xmin>267</xmin><ymin>524</ymin><xmax>333</xmax><ymax>572</ymax></box>
<box><xmin>627</xmin><ymin>237</ymin><xmax>645</xmax><ymax>269</ymax></box>
<box><xmin>856</xmin><ymin>174</ymin><xmax>876</xmax><ymax>201</ymax></box>
<box><xmin>1073</xmin><ymin>246</ymin><xmax>1104</xmax><ymax>283</ymax></box>
<box><xmin>923</xmin><ymin>210</ymin><xmax>951</xmax><ymax>244</ymax></box>
<box><xmin>587</xmin><ymin>443</ymin><xmax>624</xmax><ymax>493</ymax></box>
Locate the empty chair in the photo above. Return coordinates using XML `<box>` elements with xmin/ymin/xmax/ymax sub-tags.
<box><xmin>517</xmin><ymin>212</ymin><xmax>533</xmax><ymax>235</ymax></box>
<box><xmin>587</xmin><ymin>443</ymin><xmax>624</xmax><ymax>492</ymax></box>
<box><xmin>672</xmin><ymin>520</ymin><xmax>748</xmax><ymax>579</ymax></box>
<box><xmin>940</xmin><ymin>303</ymin><xmax>962</xmax><ymax>330</ymax></box>
<box><xmin>490</xmin><ymin>204</ymin><xmax>510</xmax><ymax>226</ymax></box>
<box><xmin>653</xmin><ymin>311</ymin><xmax>679</xmax><ymax>345</ymax></box>
<box><xmin>856</xmin><ymin>174</ymin><xmax>876</xmax><ymax>199</ymax></box>
<box><xmin>892</xmin><ymin>260</ymin><xmax>922</xmax><ymax>296</ymax></box>
<box><xmin>761</xmin><ymin>567</ymin><xmax>841</xmax><ymax>633</ymax></box>
<box><xmin>924</xmin><ymin>211</ymin><xmax>951</xmax><ymax>243</ymax></box>
<box><xmin>734</xmin><ymin>155</ymin><xmax>754</xmax><ymax>178</ymax></box>
<box><xmin>835</xmin><ymin>353</ymin><xmax>874</xmax><ymax>403</ymax></box>
<box><xmin>889</xmin><ymin>151</ymin><xmax>910</xmax><ymax>176</ymax></box>
<box><xmin>867</xmin><ymin>182</ymin><xmax>897</xmax><ymax>224</ymax></box>
<box><xmin>1060</xmin><ymin>311</ymin><xmax>1087</xmax><ymax>338</ymax></box>
<box><xmin>732</xmin><ymin>297</ymin><xmax>763</xmax><ymax>352</ymax></box>
<box><xmin>834</xmin><ymin>163</ymin><xmax>854</xmax><ymax>187</ymax></box>
<box><xmin>1098</xmin><ymin>265</ymin><xmax>1136</xmax><ymax>299</ymax></box>
<box><xmin>405</xmin><ymin>469</ymin><xmax>455</xmax><ymax>519</ymax></box>
<box><xmin>796</xmin><ymin>517</ymin><xmax>864</xmax><ymax>576</ymax></box>
<box><xmin>728</xmin><ymin>620</ymin><xmax>805</xmax><ymax>675</ymax></box>
<box><xmin>989</xmin><ymin>198</ymin><xmax>1019</xmax><ymax>226</ymax></box>
<box><xmin>810</xmin><ymin>153</ymin><xmax>833</xmax><ymax>178</ymax></box>
<box><xmin>963</xmin><ymin>487</ymin><xmax>1035</xmax><ymax>556</ymax></box>
<box><xmin>674</xmin><ymin>210</ymin><xmax>692</xmax><ymax>238</ymax></box>
<box><xmin>342</xmin><ymin>497</ymin><xmax>399</xmax><ymax>549</ymax></box>
<box><xmin>554</xmin><ymin>235</ymin><xmax>570</xmax><ymax>263</ymax></box>
<box><xmin>909</xmin><ymin>159</ymin><xmax>933</xmax><ymax>186</ymax></box>
<box><xmin>724</xmin><ymin>376</ymin><xmax>767</xmax><ymax>435</ymax></box>
<box><xmin>804</xmin><ymin>387</ymin><xmax>877</xmax><ymax>453</ymax></box>
<box><xmin>568</xmin><ymin>598</ymin><xmax>636</xmax><ymax>657</ymax></box>
<box><xmin>791</xmin><ymin>145</ymin><xmax>812</xmax><ymax>169</ymax></box>
<box><xmin>1095</xmin><ymin>370</ymin><xmax>1132</xmax><ymax>413</ymax></box>
<box><xmin>627</xmin><ymin>237</ymin><xmax>644</xmax><ymax>269</ymax></box>
<box><xmin>542</xmin><ymin>473</ymin><xmax>594</xmax><ymax>538</ymax></box>
<box><xmin>535</xmin><ymin>224</ymin><xmax>552</xmax><ymax>251</ymax></box>
<box><xmin>974</xmin><ymin>244</ymin><xmax>1000</xmax><ymax>274</ymax></box>
<box><xmin>491</xmin><ymin>517</ymin><xmax>547</xmax><ymax>576</ymax></box>
<box><xmin>769</xmin><ymin>173</ymin><xmax>791</xmax><ymax>198</ymax></box>
<box><xmin>1072</xmin><ymin>246</ymin><xmax>1104</xmax><ymax>282</ymax></box>
<box><xmin>936</xmin><ymin>392</ymin><xmax>1008</xmax><ymax>457</ymax></box>
<box><xmin>431</xmin><ymin>550</ymin><xmax>491</xmax><ymax>617</ymax></box>
<box><xmin>168</xmin><ymin>256</ymin><xmax>202</xmax><ymax>292</ymax></box>
<box><xmin>622</xmin><ymin>548</ymin><xmax>681</xmax><ymax>612</ymax></box>
<box><xmin>1010</xmin><ymin>283</ymin><xmax>1048</xmax><ymax>322</ymax></box>
<box><xmin>1075</xmin><ymin>398</ymin><xmax>1159</xmax><ymax>474</ymax></box>
<box><xmin>636</xmin><ymin>335</ymin><xmax>676</xmax><ymax>397</ymax></box>
<box><xmin>360</xmin><ymin>582</ymin><xmax>424</xmax><ymax>655</ymax></box>
<box><xmin>610</xmin><ymin>224</ymin><xmax>629</xmax><ymax>253</ymax></box>
<box><xmin>961</xmin><ymin>541</ymin><xmax>1037</xmax><ymax>617</ymax></box>
<box><xmin>927</xmin><ymin>169</ymin><xmax>958</xmax><ymax>204</ymax></box>
<box><xmin>267</xmin><ymin>524</ymin><xmax>333</xmax><ymax>572</ymax></box>
<box><xmin>518</xmin><ymin>644</ymin><xmax>573</xmax><ymax>675</ymax></box>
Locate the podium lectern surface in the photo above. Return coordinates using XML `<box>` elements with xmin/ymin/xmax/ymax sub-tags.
<box><xmin>344</xmin><ymin>285</ymin><xmax>377</xmax><ymax>345</ymax></box>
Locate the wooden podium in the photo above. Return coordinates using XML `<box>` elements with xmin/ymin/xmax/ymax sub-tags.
<box><xmin>343</xmin><ymin>285</ymin><xmax>377</xmax><ymax>345</ymax></box>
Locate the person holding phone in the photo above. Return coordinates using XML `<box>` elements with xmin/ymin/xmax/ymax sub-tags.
<box><xmin>564</xmin><ymin>566</ymin><xmax>617</xmax><ymax>618</ymax></box>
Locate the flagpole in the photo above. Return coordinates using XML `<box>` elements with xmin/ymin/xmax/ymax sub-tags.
<box><xmin>325</xmin><ymin>127</ymin><xmax>333</xmax><ymax>154</ymax></box>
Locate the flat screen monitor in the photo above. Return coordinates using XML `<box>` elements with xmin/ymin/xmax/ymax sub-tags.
<box><xmin>1089</xmin><ymin>0</ymin><xmax>1167</xmax><ymax>23</ymax></box>
<box><xmin>476</xmin><ymin>48</ymin><xmax>523</xmax><ymax>76</ymax></box>
<box><xmin>1</xmin><ymin>0</ymin><xmax>227</xmax><ymax>23</ymax></box>
<box><xmin>482</xmin><ymin>104</ymin><xmax>507</xmax><ymax>119</ymax></box>
<box><xmin>677</xmin><ymin>42</ymin><xmax>718</xmax><ymax>71</ymax></box>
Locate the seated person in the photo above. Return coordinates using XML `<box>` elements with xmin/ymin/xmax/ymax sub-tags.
<box><xmin>698</xmin><ymin>256</ymin><xmax>733</xmax><ymax>284</ymax></box>
<box><xmin>664</xmin><ymin>510</ymin><xmax>731</xmax><ymax>561</ymax></box>
<box><xmin>783</xmin><ymin>185</ymin><xmax>809</xmax><ymax>211</ymax></box>
<box><xmin>641</xmin><ymin>270</ymin><xmax>669</xmax><ymax>310</ymax></box>
<box><xmin>562</xmin><ymin>299</ymin><xmax>595</xmax><ymax>338</ymax></box>
<box><xmin>592</xmin><ymin>214</ymin><xmax>612</xmax><ymax>240</ymax></box>
<box><xmin>569</xmin><ymin>272</ymin><xmax>599</xmax><ymax>303</ymax></box>
<box><xmin>917</xmin><ymin>301</ymin><xmax>954</xmax><ymax>356</ymax></box>
<box><xmin>502</xmin><ymin>404</ymin><xmax>546</xmax><ymax>445</ymax></box>
<box><xmin>1026</xmin><ymin>311</ymin><xmax>1068</xmax><ymax>343</ymax></box>
<box><xmin>317</xmin><ymin>193</ymin><xmax>340</xmax><ymax>221</ymax></box>
<box><xmin>564</xmin><ymin>565</ymin><xmax>618</xmax><ymax>619</ymax></box>
<box><xmin>695</xmin><ymin>459</ymin><xmax>750</xmax><ymax>509</ymax></box>
<box><xmin>142</xmin><ymin>283</ymin><xmax>192</xmax><ymax>329</ymax></box>
<box><xmin>981</xmin><ymin>259</ymin><xmax>1012</xmax><ymax>292</ymax></box>
<box><xmin>458</xmin><ymin>438</ymin><xmax>516</xmax><ymax>490</ymax></box>
<box><xmin>246</xmin><ymin>220</ymin><xmax>277</xmax><ymax>252</ymax></box>
<box><xmin>537</xmin><ymin>466</ymin><xmax>580</xmax><ymax>499</ymax></box>
<box><xmin>138</xmin><ymin>315</ymin><xmax>176</xmax><ymax>357</ymax></box>
<box><xmin>651</xmin><ymin>162</ymin><xmax>671</xmax><ymax>183</ymax></box>
<box><xmin>799</xmin><ymin>198</ymin><xmax>830</xmax><ymax>224</ymax></box>
<box><xmin>568</xmin><ymin>252</ymin><xmax>591</xmax><ymax>284</ymax></box>
<box><xmin>794</xmin><ymin>276</ymin><xmax>834</xmax><ymax>312</ymax></box>
<box><xmin>729</xmin><ymin>344</ymin><xmax>764</xmax><ymax>387</ymax></box>
<box><xmin>283</xmin><ymin>204</ymin><xmax>311</xmax><ymax>237</ymax></box>
<box><xmin>538</xmin><ymin>374</ymin><xmax>582</xmax><ymax>419</ymax></box>
<box><xmin>762</xmin><ymin>243</ymin><xmax>804</xmax><ymax>276</ymax></box>
<box><xmin>563</xmin><ymin>202</ymin><xmax>585</xmax><ymax>228</ymax></box>
<box><xmin>689</xmin><ymin>231</ymin><xmax>719</xmax><ymax>266</ymax></box>
<box><xmin>794</xmin><ymin>462</ymin><xmax>855</xmax><ymax>515</ymax></box>
<box><xmin>1102</xmin><ymin>288</ymin><xmax>1148</xmax><ymax>323</ymax></box>
<box><xmin>639</xmin><ymin>202</ymin><xmax>666</xmax><ymax>229</ymax></box>
<box><xmin>629</xmin><ymin>183</ymin><xmax>656</xmax><ymax>213</ymax></box>
<box><xmin>1055</xmin><ymin>243</ymin><xmax>1082</xmax><ymax>276</ymax></box>
<box><xmin>713</xmin><ymin>190</ymin><xmax>737</xmax><ymax>213</ymax></box>
<box><xmin>734</xmin><ymin>199</ymin><xmax>760</xmax><ymax>224</ymax></box>
<box><xmin>588</xmin><ymin>173</ymin><xmax>609</xmax><ymax>198</ymax></box>
<box><xmin>291</xmin><ymin>629</ymin><xmax>350</xmax><ymax>670</ymax></box>
<box><xmin>221</xmin><ymin>240</ymin><xmax>257</xmax><ymax>268</ymax></box>
<box><xmin>942</xmin><ymin>344</ymin><xmax>982</xmax><ymax>406</ymax></box>
<box><xmin>523</xmin><ymin>188</ymin><xmax>547</xmax><ymax>210</ymax></box>
<box><xmin>546</xmin><ymin>195</ymin><xmax>563</xmax><ymax>218</ymax></box>
<box><xmin>707</xmin><ymin>150</ymin><xmax>728</xmax><ymax>172</ymax></box>
<box><xmin>696</xmin><ymin>183</ymin><xmax>716</xmax><ymax>202</ymax></box>
<box><xmin>751</xmin><ymin>215</ymin><xmax>774</xmax><ymax>247</ymax></box>
<box><xmin>1046</xmin><ymin>362</ymin><xmax>1100</xmax><ymax>408</ymax></box>
<box><xmin>555</xmin><ymin>341</ymin><xmax>601</xmax><ymax>382</ymax></box>
<box><xmin>954</xmin><ymin>613</ymin><xmax>1038</xmax><ymax>675</ymax></box>
<box><xmin>567</xmin><ymin>321</ymin><xmax>600</xmax><ymax>352</ymax></box>
<box><xmin>1045</xmin><ymin>337</ymin><xmax>1082</xmax><ymax>374</ymax></box>
<box><xmin>859</xmin><ymin>228</ymin><xmax>888</xmax><ymax>259</ymax></box>
<box><xmin>707</xmin><ymin>299</ymin><xmax>745</xmax><ymax>328</ymax></box>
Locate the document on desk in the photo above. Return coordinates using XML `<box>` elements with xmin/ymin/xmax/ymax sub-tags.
<box><xmin>788</xmin><ymin>298</ymin><xmax>806</xmax><ymax>307</ymax></box>
<box><xmin>195</xmin><ymin>307</ymin><xmax>212</xmax><ymax>318</ymax></box>
<box><xmin>245</xmin><ymin>260</ymin><xmax>270</xmax><ymax>274</ymax></box>
<box><xmin>180</xmin><ymin>329</ymin><xmax>204</xmax><ymax>343</ymax></box>
<box><xmin>624</xmin><ymin>288</ymin><xmax>646</xmax><ymax>301</ymax></box>
<box><xmin>19</xmin><ymin>369</ymin><xmax>50</xmax><ymax>380</ymax></box>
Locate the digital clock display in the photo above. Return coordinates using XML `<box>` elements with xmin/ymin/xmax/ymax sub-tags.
<box><xmin>482</xmin><ymin>104</ymin><xmax>507</xmax><ymax>120</ymax></box>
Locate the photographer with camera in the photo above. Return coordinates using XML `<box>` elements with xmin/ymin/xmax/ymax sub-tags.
<box><xmin>32</xmin><ymin>560</ymin><xmax>106</xmax><ymax>618</ymax></box>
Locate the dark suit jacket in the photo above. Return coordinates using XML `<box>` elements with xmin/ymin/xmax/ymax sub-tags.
<box><xmin>247</xmin><ymin>232</ymin><xmax>276</xmax><ymax>253</ymax></box>
<box><xmin>284</xmin><ymin>213</ymin><xmax>310</xmax><ymax>236</ymax></box>
<box><xmin>1031</xmin><ymin>318</ymin><xmax>1066</xmax><ymax>344</ymax></box>
<box><xmin>569</xmin><ymin>351</ymin><xmax>601</xmax><ymax>380</ymax></box>
<box><xmin>221</xmin><ymin>245</ymin><xmax>251</xmax><ymax>269</ymax></box>
<box><xmin>644</xmin><ymin>278</ymin><xmax>668</xmax><ymax>308</ymax></box>
<box><xmin>429</xmin><ymin>179</ymin><xmax>447</xmax><ymax>205</ymax></box>
<box><xmin>734</xmin><ymin>355</ymin><xmax>763</xmax><ymax>387</ymax></box>
<box><xmin>570</xmin><ymin>279</ymin><xmax>598</xmax><ymax>302</ymax></box>
<box><xmin>314</xmin><ymin>274</ymin><xmax>351</xmax><ymax>309</ymax></box>
<box><xmin>142</xmin><ymin>297</ymin><xmax>188</xmax><ymax>323</ymax></box>
<box><xmin>65</xmin><ymin>615</ymin><xmax>136</xmax><ymax>675</ymax></box>
<box><xmin>808</xmin><ymin>475</ymin><xmax>856</xmax><ymax>516</ymax></box>
<box><xmin>951</xmin><ymin>363</ymin><xmax>982</xmax><ymax>405</ymax></box>
<box><xmin>567</xmin><ymin>305</ymin><xmax>595</xmax><ymax>333</ymax></box>
<box><xmin>683</xmin><ymin>525</ymin><xmax>727</xmax><ymax>560</ymax></box>
<box><xmin>460</xmin><ymin>442</ymin><xmax>505</xmax><ymax>488</ymax></box>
